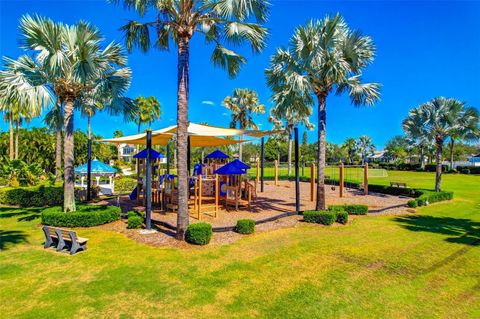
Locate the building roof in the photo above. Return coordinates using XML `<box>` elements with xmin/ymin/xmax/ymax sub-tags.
<box><xmin>75</xmin><ymin>159</ymin><xmax>117</xmax><ymax>174</ymax></box>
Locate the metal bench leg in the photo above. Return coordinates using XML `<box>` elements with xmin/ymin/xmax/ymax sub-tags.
<box><xmin>55</xmin><ymin>229</ymin><xmax>67</xmax><ymax>252</ymax></box>
<box><xmin>42</xmin><ymin>226</ymin><xmax>54</xmax><ymax>248</ymax></box>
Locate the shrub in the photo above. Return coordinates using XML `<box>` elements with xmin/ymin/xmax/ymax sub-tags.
<box><xmin>407</xmin><ymin>200</ymin><xmax>418</xmax><ymax>208</ymax></box>
<box><xmin>0</xmin><ymin>185</ymin><xmax>63</xmax><ymax>207</ymax></box>
<box><xmin>41</xmin><ymin>204</ymin><xmax>121</xmax><ymax>227</ymax></box>
<box><xmin>303</xmin><ymin>210</ymin><xmax>336</xmax><ymax>225</ymax></box>
<box><xmin>127</xmin><ymin>215</ymin><xmax>143</xmax><ymax>229</ymax></box>
<box><xmin>329</xmin><ymin>204</ymin><xmax>368</xmax><ymax>215</ymax></box>
<box><xmin>235</xmin><ymin>219</ymin><xmax>255</xmax><ymax>234</ymax></box>
<box><xmin>185</xmin><ymin>222</ymin><xmax>212</xmax><ymax>245</ymax></box>
<box><xmin>336</xmin><ymin>211</ymin><xmax>349</xmax><ymax>224</ymax></box>
<box><xmin>368</xmin><ymin>184</ymin><xmax>420</xmax><ymax>197</ymax></box>
<box><xmin>115</xmin><ymin>176</ymin><xmax>138</xmax><ymax>194</ymax></box>
<box><xmin>424</xmin><ymin>164</ymin><xmax>449</xmax><ymax>172</ymax></box>
<box><xmin>457</xmin><ymin>166</ymin><xmax>480</xmax><ymax>174</ymax></box>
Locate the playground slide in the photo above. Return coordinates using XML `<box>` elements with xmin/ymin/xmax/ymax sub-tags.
<box><xmin>129</xmin><ymin>186</ymin><xmax>138</xmax><ymax>200</ymax></box>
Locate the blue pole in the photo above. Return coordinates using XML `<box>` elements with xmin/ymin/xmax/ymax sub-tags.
<box><xmin>261</xmin><ymin>137</ymin><xmax>265</xmax><ymax>192</ymax></box>
<box><xmin>145</xmin><ymin>130</ymin><xmax>152</xmax><ymax>230</ymax></box>
<box><xmin>294</xmin><ymin>127</ymin><xmax>300</xmax><ymax>212</ymax></box>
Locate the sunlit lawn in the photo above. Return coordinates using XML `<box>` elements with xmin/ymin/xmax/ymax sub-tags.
<box><xmin>1</xmin><ymin>171</ymin><xmax>479</xmax><ymax>318</ymax></box>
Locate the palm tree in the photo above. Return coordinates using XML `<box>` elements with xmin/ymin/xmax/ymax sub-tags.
<box><xmin>446</xmin><ymin>105</ymin><xmax>479</xmax><ymax>170</ymax></box>
<box><xmin>135</xmin><ymin>96</ymin><xmax>161</xmax><ymax>131</ymax></box>
<box><xmin>342</xmin><ymin>138</ymin><xmax>358</xmax><ymax>164</ymax></box>
<box><xmin>403</xmin><ymin>110</ymin><xmax>432</xmax><ymax>169</ymax></box>
<box><xmin>357</xmin><ymin>135</ymin><xmax>375</xmax><ymax>164</ymax></box>
<box><xmin>223</xmin><ymin>88</ymin><xmax>265</xmax><ymax>161</ymax></box>
<box><xmin>265</xmin><ymin>14</ymin><xmax>380</xmax><ymax>210</ymax></box>
<box><xmin>44</xmin><ymin>100</ymin><xmax>63</xmax><ymax>181</ymax></box>
<box><xmin>112</xmin><ymin>0</ymin><xmax>269</xmax><ymax>239</ymax></box>
<box><xmin>113</xmin><ymin>129</ymin><xmax>124</xmax><ymax>160</ymax></box>
<box><xmin>407</xmin><ymin>97</ymin><xmax>464</xmax><ymax>191</ymax></box>
<box><xmin>18</xmin><ymin>15</ymin><xmax>131</xmax><ymax>212</ymax></box>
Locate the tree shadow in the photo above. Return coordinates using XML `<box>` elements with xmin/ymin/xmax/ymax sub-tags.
<box><xmin>0</xmin><ymin>230</ymin><xmax>28</xmax><ymax>250</ymax></box>
<box><xmin>393</xmin><ymin>215</ymin><xmax>480</xmax><ymax>246</ymax></box>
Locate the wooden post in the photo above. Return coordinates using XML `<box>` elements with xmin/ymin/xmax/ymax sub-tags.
<box><xmin>339</xmin><ymin>163</ymin><xmax>344</xmax><ymax>198</ymax></box>
<box><xmin>215</xmin><ymin>174</ymin><xmax>219</xmax><ymax>218</ymax></box>
<box><xmin>194</xmin><ymin>177</ymin><xmax>198</xmax><ymax>212</ymax></box>
<box><xmin>310</xmin><ymin>162</ymin><xmax>315</xmax><ymax>202</ymax></box>
<box><xmin>364</xmin><ymin>163</ymin><xmax>368</xmax><ymax>195</ymax></box>
<box><xmin>274</xmin><ymin>160</ymin><xmax>278</xmax><ymax>186</ymax></box>
<box><xmin>260</xmin><ymin>137</ymin><xmax>265</xmax><ymax>192</ymax></box>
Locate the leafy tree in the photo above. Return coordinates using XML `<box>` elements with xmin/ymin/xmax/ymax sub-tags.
<box><xmin>113</xmin><ymin>129</ymin><xmax>124</xmax><ymax>160</ymax></box>
<box><xmin>17</xmin><ymin>15</ymin><xmax>131</xmax><ymax>212</ymax></box>
<box><xmin>44</xmin><ymin>101</ymin><xmax>63</xmax><ymax>181</ymax></box>
<box><xmin>135</xmin><ymin>96</ymin><xmax>161</xmax><ymax>131</ymax></box>
<box><xmin>384</xmin><ymin>136</ymin><xmax>410</xmax><ymax>163</ymax></box>
<box><xmin>113</xmin><ymin>0</ymin><xmax>269</xmax><ymax>239</ymax></box>
<box><xmin>342</xmin><ymin>138</ymin><xmax>358</xmax><ymax>164</ymax></box>
<box><xmin>265</xmin><ymin>14</ymin><xmax>380</xmax><ymax>210</ymax></box>
<box><xmin>223</xmin><ymin>88</ymin><xmax>265</xmax><ymax>161</ymax></box>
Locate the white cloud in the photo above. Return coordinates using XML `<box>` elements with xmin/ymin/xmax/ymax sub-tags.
<box><xmin>201</xmin><ymin>100</ymin><xmax>215</xmax><ymax>106</ymax></box>
<box><xmin>169</xmin><ymin>118</ymin><xmax>174</xmax><ymax>122</ymax></box>
<box><xmin>222</xmin><ymin>112</ymin><xmax>228</xmax><ymax>116</ymax></box>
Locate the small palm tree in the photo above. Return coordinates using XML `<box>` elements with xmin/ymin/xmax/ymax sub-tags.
<box><xmin>265</xmin><ymin>14</ymin><xmax>380</xmax><ymax>210</ymax></box>
<box><xmin>446</xmin><ymin>105</ymin><xmax>479</xmax><ymax>169</ymax></box>
<box><xmin>112</xmin><ymin>0</ymin><xmax>269</xmax><ymax>239</ymax></box>
<box><xmin>403</xmin><ymin>109</ymin><xmax>432</xmax><ymax>169</ymax></box>
<box><xmin>44</xmin><ymin>100</ymin><xmax>63</xmax><ymax>181</ymax></box>
<box><xmin>17</xmin><ymin>14</ymin><xmax>131</xmax><ymax>212</ymax></box>
<box><xmin>407</xmin><ymin>97</ymin><xmax>464</xmax><ymax>191</ymax></box>
<box><xmin>357</xmin><ymin>135</ymin><xmax>375</xmax><ymax>164</ymax></box>
<box><xmin>342</xmin><ymin>138</ymin><xmax>358</xmax><ymax>164</ymax></box>
<box><xmin>223</xmin><ymin>88</ymin><xmax>265</xmax><ymax>161</ymax></box>
<box><xmin>113</xmin><ymin>129</ymin><xmax>124</xmax><ymax>161</ymax></box>
<box><xmin>135</xmin><ymin>96</ymin><xmax>161</xmax><ymax>131</ymax></box>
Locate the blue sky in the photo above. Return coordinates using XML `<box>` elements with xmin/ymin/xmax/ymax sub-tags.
<box><xmin>1</xmin><ymin>0</ymin><xmax>479</xmax><ymax>148</ymax></box>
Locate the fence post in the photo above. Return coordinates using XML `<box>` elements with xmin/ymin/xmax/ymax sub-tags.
<box><xmin>339</xmin><ymin>163</ymin><xmax>344</xmax><ymax>198</ymax></box>
<box><xmin>274</xmin><ymin>160</ymin><xmax>278</xmax><ymax>186</ymax></box>
<box><xmin>364</xmin><ymin>163</ymin><xmax>369</xmax><ymax>195</ymax></box>
<box><xmin>310</xmin><ymin>162</ymin><xmax>315</xmax><ymax>202</ymax></box>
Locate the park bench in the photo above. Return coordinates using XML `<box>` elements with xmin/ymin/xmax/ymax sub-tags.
<box><xmin>390</xmin><ymin>182</ymin><xmax>408</xmax><ymax>188</ymax></box>
<box><xmin>42</xmin><ymin>226</ymin><xmax>88</xmax><ymax>255</ymax></box>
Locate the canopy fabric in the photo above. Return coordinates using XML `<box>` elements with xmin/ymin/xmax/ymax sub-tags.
<box><xmin>133</xmin><ymin>148</ymin><xmax>165</xmax><ymax>159</ymax></box>
<box><xmin>205</xmin><ymin>150</ymin><xmax>229</xmax><ymax>159</ymax></box>
<box><xmin>214</xmin><ymin>162</ymin><xmax>246</xmax><ymax>175</ymax></box>
<box><xmin>100</xmin><ymin>122</ymin><xmax>277</xmax><ymax>147</ymax></box>
<box><xmin>75</xmin><ymin>159</ymin><xmax>117</xmax><ymax>174</ymax></box>
<box><xmin>230</xmin><ymin>159</ymin><xmax>251</xmax><ymax>170</ymax></box>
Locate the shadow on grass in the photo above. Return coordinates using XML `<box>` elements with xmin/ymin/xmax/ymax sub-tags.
<box><xmin>0</xmin><ymin>207</ymin><xmax>42</xmax><ymax>222</ymax></box>
<box><xmin>0</xmin><ymin>230</ymin><xmax>28</xmax><ymax>250</ymax></box>
<box><xmin>393</xmin><ymin>215</ymin><xmax>480</xmax><ymax>246</ymax></box>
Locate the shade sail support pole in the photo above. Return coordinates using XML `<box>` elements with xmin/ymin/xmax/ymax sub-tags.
<box><xmin>145</xmin><ymin>130</ymin><xmax>152</xmax><ymax>230</ymax></box>
<box><xmin>86</xmin><ymin>138</ymin><xmax>92</xmax><ymax>201</ymax></box>
<box><xmin>187</xmin><ymin>136</ymin><xmax>191</xmax><ymax>176</ymax></box>
<box><xmin>260</xmin><ymin>137</ymin><xmax>265</xmax><ymax>193</ymax></box>
<box><xmin>166</xmin><ymin>142</ymin><xmax>170</xmax><ymax>175</ymax></box>
<box><xmin>294</xmin><ymin>127</ymin><xmax>300</xmax><ymax>212</ymax></box>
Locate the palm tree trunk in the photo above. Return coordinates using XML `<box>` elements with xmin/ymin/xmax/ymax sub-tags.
<box><xmin>287</xmin><ymin>135</ymin><xmax>292</xmax><ymax>177</ymax></box>
<box><xmin>176</xmin><ymin>37</ymin><xmax>190</xmax><ymax>240</ymax></box>
<box><xmin>55</xmin><ymin>128</ymin><xmax>62</xmax><ymax>182</ymax></box>
<box><xmin>435</xmin><ymin>138</ymin><xmax>443</xmax><ymax>192</ymax></box>
<box><xmin>9</xmin><ymin>113</ymin><xmax>14</xmax><ymax>161</ymax></box>
<box><xmin>315</xmin><ymin>93</ymin><xmax>327</xmax><ymax>210</ymax></box>
<box><xmin>419</xmin><ymin>145</ymin><xmax>425</xmax><ymax>170</ymax></box>
<box><xmin>14</xmin><ymin>119</ymin><xmax>19</xmax><ymax>160</ymax></box>
<box><xmin>87</xmin><ymin>114</ymin><xmax>91</xmax><ymax>140</ymax></box>
<box><xmin>449</xmin><ymin>139</ymin><xmax>455</xmax><ymax>171</ymax></box>
<box><xmin>63</xmin><ymin>98</ymin><xmax>76</xmax><ymax>212</ymax></box>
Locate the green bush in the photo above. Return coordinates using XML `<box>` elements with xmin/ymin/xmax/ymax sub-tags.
<box><xmin>329</xmin><ymin>204</ymin><xmax>368</xmax><ymax>215</ymax></box>
<box><xmin>115</xmin><ymin>176</ymin><xmax>138</xmax><ymax>194</ymax></box>
<box><xmin>407</xmin><ymin>200</ymin><xmax>418</xmax><ymax>208</ymax></box>
<box><xmin>235</xmin><ymin>219</ymin><xmax>255</xmax><ymax>234</ymax></box>
<box><xmin>368</xmin><ymin>184</ymin><xmax>421</xmax><ymax>197</ymax></box>
<box><xmin>335</xmin><ymin>211</ymin><xmax>349</xmax><ymax>224</ymax></box>
<box><xmin>460</xmin><ymin>168</ymin><xmax>470</xmax><ymax>174</ymax></box>
<box><xmin>424</xmin><ymin>164</ymin><xmax>449</xmax><ymax>172</ymax></box>
<box><xmin>303</xmin><ymin>210</ymin><xmax>336</xmax><ymax>225</ymax></box>
<box><xmin>127</xmin><ymin>215</ymin><xmax>143</xmax><ymax>229</ymax></box>
<box><xmin>41</xmin><ymin>204</ymin><xmax>121</xmax><ymax>227</ymax></box>
<box><xmin>0</xmin><ymin>185</ymin><xmax>63</xmax><ymax>207</ymax></box>
<box><xmin>185</xmin><ymin>222</ymin><xmax>212</xmax><ymax>245</ymax></box>
<box><xmin>456</xmin><ymin>166</ymin><xmax>480</xmax><ymax>174</ymax></box>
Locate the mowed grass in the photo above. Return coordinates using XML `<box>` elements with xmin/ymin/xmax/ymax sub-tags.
<box><xmin>1</xmin><ymin>171</ymin><xmax>479</xmax><ymax>318</ymax></box>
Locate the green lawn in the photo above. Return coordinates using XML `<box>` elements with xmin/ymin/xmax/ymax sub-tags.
<box><xmin>1</xmin><ymin>171</ymin><xmax>479</xmax><ymax>318</ymax></box>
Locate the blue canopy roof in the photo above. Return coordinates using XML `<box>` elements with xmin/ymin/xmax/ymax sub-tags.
<box><xmin>205</xmin><ymin>150</ymin><xmax>229</xmax><ymax>159</ymax></box>
<box><xmin>133</xmin><ymin>148</ymin><xmax>165</xmax><ymax>159</ymax></box>
<box><xmin>230</xmin><ymin>159</ymin><xmax>251</xmax><ymax>170</ymax></box>
<box><xmin>214</xmin><ymin>162</ymin><xmax>246</xmax><ymax>175</ymax></box>
<box><xmin>75</xmin><ymin>159</ymin><xmax>117</xmax><ymax>174</ymax></box>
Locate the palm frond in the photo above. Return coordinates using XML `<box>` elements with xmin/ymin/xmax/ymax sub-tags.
<box><xmin>211</xmin><ymin>44</ymin><xmax>246</xmax><ymax>78</ymax></box>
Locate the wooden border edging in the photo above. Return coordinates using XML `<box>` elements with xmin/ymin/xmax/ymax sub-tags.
<box><xmin>151</xmin><ymin>210</ymin><xmax>304</xmax><ymax>233</ymax></box>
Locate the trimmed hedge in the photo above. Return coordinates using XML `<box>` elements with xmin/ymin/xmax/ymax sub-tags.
<box><xmin>424</xmin><ymin>164</ymin><xmax>449</xmax><ymax>172</ymax></box>
<box><xmin>127</xmin><ymin>215</ymin><xmax>143</xmax><ymax>229</ymax></box>
<box><xmin>304</xmin><ymin>210</ymin><xmax>336</xmax><ymax>225</ymax></box>
<box><xmin>457</xmin><ymin>165</ymin><xmax>480</xmax><ymax>175</ymax></box>
<box><xmin>0</xmin><ymin>185</ymin><xmax>63</xmax><ymax>207</ymax></box>
<box><xmin>185</xmin><ymin>222</ymin><xmax>212</xmax><ymax>245</ymax></box>
<box><xmin>368</xmin><ymin>184</ymin><xmax>421</xmax><ymax>197</ymax></box>
<box><xmin>236</xmin><ymin>219</ymin><xmax>255</xmax><ymax>234</ymax></box>
<box><xmin>41</xmin><ymin>205</ymin><xmax>121</xmax><ymax>227</ymax></box>
<box><xmin>407</xmin><ymin>200</ymin><xmax>418</xmax><ymax>208</ymax></box>
<box><xmin>336</xmin><ymin>211</ymin><xmax>349</xmax><ymax>224</ymax></box>
<box><xmin>329</xmin><ymin>204</ymin><xmax>368</xmax><ymax>215</ymax></box>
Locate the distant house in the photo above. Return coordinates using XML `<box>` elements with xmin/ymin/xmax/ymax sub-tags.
<box><xmin>120</xmin><ymin>144</ymin><xmax>136</xmax><ymax>162</ymax></box>
<box><xmin>468</xmin><ymin>154</ymin><xmax>480</xmax><ymax>167</ymax></box>
<box><xmin>367</xmin><ymin>150</ymin><xmax>387</xmax><ymax>162</ymax></box>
